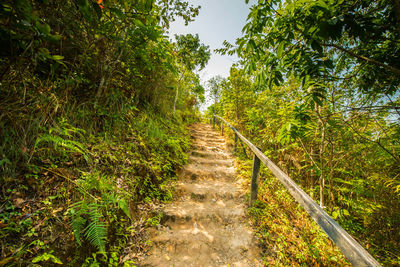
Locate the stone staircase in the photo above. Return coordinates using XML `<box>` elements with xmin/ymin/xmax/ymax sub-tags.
<box><xmin>139</xmin><ymin>124</ymin><xmax>261</xmax><ymax>267</ymax></box>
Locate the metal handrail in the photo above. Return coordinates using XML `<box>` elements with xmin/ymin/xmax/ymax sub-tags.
<box><xmin>213</xmin><ymin>115</ymin><xmax>381</xmax><ymax>267</ymax></box>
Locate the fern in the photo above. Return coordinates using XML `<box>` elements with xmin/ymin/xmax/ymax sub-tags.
<box><xmin>35</xmin><ymin>120</ymin><xmax>89</xmax><ymax>161</ymax></box>
<box><xmin>84</xmin><ymin>204</ymin><xmax>107</xmax><ymax>252</ymax></box>
<box><xmin>71</xmin><ymin>214</ymin><xmax>86</xmax><ymax>246</ymax></box>
<box><xmin>36</xmin><ymin>135</ymin><xmax>85</xmax><ymax>153</ymax></box>
<box><xmin>69</xmin><ymin>201</ymin><xmax>107</xmax><ymax>252</ymax></box>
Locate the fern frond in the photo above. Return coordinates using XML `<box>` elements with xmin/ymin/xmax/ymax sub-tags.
<box><xmin>35</xmin><ymin>134</ymin><xmax>89</xmax><ymax>161</ymax></box>
<box><xmin>84</xmin><ymin>204</ymin><xmax>107</xmax><ymax>252</ymax></box>
<box><xmin>71</xmin><ymin>216</ymin><xmax>86</xmax><ymax>246</ymax></box>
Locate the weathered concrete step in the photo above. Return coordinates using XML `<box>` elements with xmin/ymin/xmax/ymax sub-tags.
<box><xmin>188</xmin><ymin>157</ymin><xmax>233</xmax><ymax>167</ymax></box>
<box><xmin>192</xmin><ymin>137</ymin><xmax>226</xmax><ymax>143</ymax></box>
<box><xmin>144</xmin><ymin>223</ymin><xmax>261</xmax><ymax>267</ymax></box>
<box><xmin>179</xmin><ymin>165</ymin><xmax>235</xmax><ymax>181</ymax></box>
<box><xmin>152</xmin><ymin>221</ymin><xmax>256</xmax><ymax>251</ymax></box>
<box><xmin>175</xmin><ymin>180</ymin><xmax>240</xmax><ymax>201</ymax></box>
<box><xmin>190</xmin><ymin>146</ymin><xmax>228</xmax><ymax>155</ymax></box>
<box><xmin>141</xmin><ymin>243</ymin><xmax>261</xmax><ymax>267</ymax></box>
<box><xmin>192</xmin><ymin>141</ymin><xmax>226</xmax><ymax>149</ymax></box>
<box><xmin>190</xmin><ymin>130</ymin><xmax>220</xmax><ymax>136</ymax></box>
<box><xmin>160</xmin><ymin>200</ymin><xmax>246</xmax><ymax>225</ymax></box>
<box><xmin>190</xmin><ymin>150</ymin><xmax>230</xmax><ymax>159</ymax></box>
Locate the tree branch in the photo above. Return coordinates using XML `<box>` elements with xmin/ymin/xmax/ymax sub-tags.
<box><xmin>343</xmin><ymin>119</ymin><xmax>400</xmax><ymax>163</ymax></box>
<box><xmin>322</xmin><ymin>43</ymin><xmax>400</xmax><ymax>77</ymax></box>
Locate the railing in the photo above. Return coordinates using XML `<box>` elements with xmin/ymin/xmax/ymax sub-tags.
<box><xmin>211</xmin><ymin>115</ymin><xmax>381</xmax><ymax>267</ymax></box>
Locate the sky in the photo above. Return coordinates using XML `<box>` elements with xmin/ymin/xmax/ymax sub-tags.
<box><xmin>167</xmin><ymin>0</ymin><xmax>256</xmax><ymax>83</ymax></box>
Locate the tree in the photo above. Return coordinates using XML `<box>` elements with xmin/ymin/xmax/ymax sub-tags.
<box><xmin>173</xmin><ymin>33</ymin><xmax>210</xmax><ymax>115</ymax></box>
<box><xmin>207</xmin><ymin>75</ymin><xmax>225</xmax><ymax>114</ymax></box>
<box><xmin>220</xmin><ymin>0</ymin><xmax>400</xmax><ymax>107</ymax></box>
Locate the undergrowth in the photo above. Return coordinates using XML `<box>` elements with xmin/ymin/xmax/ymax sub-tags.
<box><xmin>235</xmin><ymin>157</ymin><xmax>350</xmax><ymax>266</ymax></box>
<box><xmin>0</xmin><ymin>109</ymin><xmax>192</xmax><ymax>266</ymax></box>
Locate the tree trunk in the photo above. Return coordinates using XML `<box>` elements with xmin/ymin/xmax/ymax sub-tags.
<box><xmin>95</xmin><ymin>43</ymin><xmax>125</xmax><ymax>103</ymax></box>
<box><xmin>173</xmin><ymin>73</ymin><xmax>184</xmax><ymax>116</ymax></box>
<box><xmin>317</xmin><ymin>105</ymin><xmax>326</xmax><ymax>208</ymax></box>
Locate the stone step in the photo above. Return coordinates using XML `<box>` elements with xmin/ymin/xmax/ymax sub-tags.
<box><xmin>160</xmin><ymin>200</ymin><xmax>246</xmax><ymax>225</ymax></box>
<box><xmin>141</xmin><ymin>245</ymin><xmax>260</xmax><ymax>267</ymax></box>
<box><xmin>179</xmin><ymin>165</ymin><xmax>235</xmax><ymax>181</ymax></box>
<box><xmin>188</xmin><ymin>157</ymin><xmax>233</xmax><ymax>167</ymax></box>
<box><xmin>152</xmin><ymin>221</ymin><xmax>256</xmax><ymax>251</ymax></box>
<box><xmin>192</xmin><ymin>137</ymin><xmax>225</xmax><ymax>143</ymax></box>
<box><xmin>143</xmin><ymin>222</ymin><xmax>261</xmax><ymax>267</ymax></box>
<box><xmin>175</xmin><ymin>180</ymin><xmax>240</xmax><ymax>201</ymax></box>
<box><xmin>188</xmin><ymin>150</ymin><xmax>230</xmax><ymax>160</ymax></box>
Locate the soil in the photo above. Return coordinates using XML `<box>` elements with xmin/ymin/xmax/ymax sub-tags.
<box><xmin>138</xmin><ymin>123</ymin><xmax>262</xmax><ymax>267</ymax></box>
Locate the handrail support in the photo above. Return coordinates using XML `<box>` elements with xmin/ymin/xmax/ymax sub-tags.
<box><xmin>234</xmin><ymin>133</ymin><xmax>238</xmax><ymax>153</ymax></box>
<box><xmin>250</xmin><ymin>154</ymin><xmax>261</xmax><ymax>206</ymax></box>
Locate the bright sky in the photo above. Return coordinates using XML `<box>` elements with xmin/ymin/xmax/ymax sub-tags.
<box><xmin>168</xmin><ymin>0</ymin><xmax>255</xmax><ymax>83</ymax></box>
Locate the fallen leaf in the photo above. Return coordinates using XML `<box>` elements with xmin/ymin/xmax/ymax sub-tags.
<box><xmin>13</xmin><ymin>198</ymin><xmax>25</xmax><ymax>208</ymax></box>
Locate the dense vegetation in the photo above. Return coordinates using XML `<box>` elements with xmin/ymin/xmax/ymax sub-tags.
<box><xmin>0</xmin><ymin>0</ymin><xmax>209</xmax><ymax>265</ymax></box>
<box><xmin>211</xmin><ymin>0</ymin><xmax>400</xmax><ymax>265</ymax></box>
<box><xmin>1</xmin><ymin>0</ymin><xmax>399</xmax><ymax>265</ymax></box>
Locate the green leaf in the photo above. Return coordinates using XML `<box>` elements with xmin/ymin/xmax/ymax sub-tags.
<box><xmin>117</xmin><ymin>198</ymin><xmax>130</xmax><ymax>219</ymax></box>
<box><xmin>35</xmin><ymin>21</ymin><xmax>51</xmax><ymax>35</ymax></box>
<box><xmin>276</xmin><ymin>41</ymin><xmax>285</xmax><ymax>58</ymax></box>
<box><xmin>32</xmin><ymin>252</ymin><xmax>63</xmax><ymax>264</ymax></box>
<box><xmin>52</xmin><ymin>55</ymin><xmax>64</xmax><ymax>61</ymax></box>
<box><xmin>248</xmin><ymin>39</ymin><xmax>256</xmax><ymax>51</ymax></box>
<box><xmin>343</xmin><ymin>209</ymin><xmax>350</xmax><ymax>216</ymax></box>
<box><xmin>134</xmin><ymin>19</ymin><xmax>145</xmax><ymax>27</ymax></box>
<box><xmin>110</xmin><ymin>8</ymin><xmax>124</xmax><ymax>18</ymax></box>
<box><xmin>144</xmin><ymin>0</ymin><xmax>154</xmax><ymax>11</ymax></box>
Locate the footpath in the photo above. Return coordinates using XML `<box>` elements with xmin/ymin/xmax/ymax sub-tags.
<box><xmin>139</xmin><ymin>123</ymin><xmax>262</xmax><ymax>267</ymax></box>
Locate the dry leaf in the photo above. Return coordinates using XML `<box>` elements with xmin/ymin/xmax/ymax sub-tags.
<box><xmin>13</xmin><ymin>198</ymin><xmax>25</xmax><ymax>208</ymax></box>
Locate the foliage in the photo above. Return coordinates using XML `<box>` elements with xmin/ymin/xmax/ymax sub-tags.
<box><xmin>32</xmin><ymin>251</ymin><xmax>63</xmax><ymax>265</ymax></box>
<box><xmin>175</xmin><ymin>33</ymin><xmax>211</xmax><ymax>72</ymax></box>
<box><xmin>207</xmin><ymin>67</ymin><xmax>400</xmax><ymax>264</ymax></box>
<box><xmin>237</xmin><ymin>158</ymin><xmax>349</xmax><ymax>266</ymax></box>
<box><xmin>172</xmin><ymin>33</ymin><xmax>210</xmax><ymax>114</ymax></box>
<box><xmin>225</xmin><ymin>0</ymin><xmax>400</xmax><ymax>99</ymax></box>
<box><xmin>70</xmin><ymin>201</ymin><xmax>107</xmax><ymax>252</ymax></box>
<box><xmin>0</xmin><ymin>0</ymin><xmax>201</xmax><ymax>265</ymax></box>
<box><xmin>210</xmin><ymin>0</ymin><xmax>400</xmax><ymax>263</ymax></box>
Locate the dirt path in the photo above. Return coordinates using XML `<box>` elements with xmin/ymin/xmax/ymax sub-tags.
<box><xmin>139</xmin><ymin>123</ymin><xmax>262</xmax><ymax>267</ymax></box>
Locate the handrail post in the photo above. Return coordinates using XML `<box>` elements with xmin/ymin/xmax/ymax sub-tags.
<box><xmin>234</xmin><ymin>133</ymin><xmax>238</xmax><ymax>153</ymax></box>
<box><xmin>221</xmin><ymin>123</ymin><xmax>224</xmax><ymax>135</ymax></box>
<box><xmin>241</xmin><ymin>139</ymin><xmax>249</xmax><ymax>159</ymax></box>
<box><xmin>250</xmin><ymin>153</ymin><xmax>261</xmax><ymax>206</ymax></box>
<box><xmin>213</xmin><ymin>115</ymin><xmax>215</xmax><ymax>129</ymax></box>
